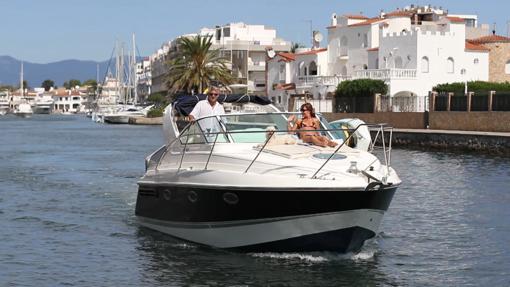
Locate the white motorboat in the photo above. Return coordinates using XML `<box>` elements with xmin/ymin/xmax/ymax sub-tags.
<box><xmin>13</xmin><ymin>103</ymin><xmax>33</xmax><ymax>118</ymax></box>
<box><xmin>103</xmin><ymin>105</ymin><xmax>152</xmax><ymax>124</ymax></box>
<box><xmin>135</xmin><ymin>95</ymin><xmax>401</xmax><ymax>253</ymax></box>
<box><xmin>33</xmin><ymin>93</ymin><xmax>54</xmax><ymax>114</ymax></box>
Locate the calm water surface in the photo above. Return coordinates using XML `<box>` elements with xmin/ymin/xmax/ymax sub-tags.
<box><xmin>0</xmin><ymin>115</ymin><xmax>509</xmax><ymax>286</ymax></box>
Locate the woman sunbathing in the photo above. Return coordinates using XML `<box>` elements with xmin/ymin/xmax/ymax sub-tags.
<box><xmin>287</xmin><ymin>103</ymin><xmax>337</xmax><ymax>148</ymax></box>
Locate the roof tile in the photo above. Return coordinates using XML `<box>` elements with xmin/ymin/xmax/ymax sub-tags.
<box><xmin>468</xmin><ymin>34</ymin><xmax>510</xmax><ymax>44</ymax></box>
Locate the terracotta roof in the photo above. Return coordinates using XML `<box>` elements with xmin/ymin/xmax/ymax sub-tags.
<box><xmin>274</xmin><ymin>83</ymin><xmax>296</xmax><ymax>91</ymax></box>
<box><xmin>465</xmin><ymin>41</ymin><xmax>490</xmax><ymax>52</ymax></box>
<box><xmin>277</xmin><ymin>52</ymin><xmax>295</xmax><ymax>62</ymax></box>
<box><xmin>446</xmin><ymin>16</ymin><xmax>465</xmax><ymax>23</ymax></box>
<box><xmin>468</xmin><ymin>34</ymin><xmax>510</xmax><ymax>44</ymax></box>
<box><xmin>54</xmin><ymin>90</ymin><xmax>69</xmax><ymax>96</ymax></box>
<box><xmin>367</xmin><ymin>47</ymin><xmax>379</xmax><ymax>51</ymax></box>
<box><xmin>348</xmin><ymin>17</ymin><xmax>384</xmax><ymax>27</ymax></box>
<box><xmin>384</xmin><ymin>10</ymin><xmax>413</xmax><ymax>18</ymax></box>
<box><xmin>295</xmin><ymin>48</ymin><xmax>327</xmax><ymax>56</ymax></box>
<box><xmin>343</xmin><ymin>14</ymin><xmax>369</xmax><ymax>20</ymax></box>
<box><xmin>276</xmin><ymin>48</ymin><xmax>327</xmax><ymax>62</ymax></box>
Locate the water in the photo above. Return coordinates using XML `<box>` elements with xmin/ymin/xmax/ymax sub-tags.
<box><xmin>1</xmin><ymin>115</ymin><xmax>509</xmax><ymax>286</ymax></box>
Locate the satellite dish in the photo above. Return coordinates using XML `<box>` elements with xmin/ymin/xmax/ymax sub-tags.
<box><xmin>266</xmin><ymin>49</ymin><xmax>276</xmax><ymax>59</ymax></box>
<box><xmin>313</xmin><ymin>32</ymin><xmax>323</xmax><ymax>43</ymax></box>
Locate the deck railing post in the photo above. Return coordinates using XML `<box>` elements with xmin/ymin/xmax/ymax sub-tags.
<box><xmin>488</xmin><ymin>91</ymin><xmax>495</xmax><ymax>112</ymax></box>
<box><xmin>429</xmin><ymin>91</ymin><xmax>437</xmax><ymax>112</ymax></box>
<box><xmin>447</xmin><ymin>92</ymin><xmax>453</xmax><ymax>111</ymax></box>
<box><xmin>467</xmin><ymin>92</ymin><xmax>474</xmax><ymax>112</ymax></box>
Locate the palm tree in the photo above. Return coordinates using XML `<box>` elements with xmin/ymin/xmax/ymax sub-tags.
<box><xmin>166</xmin><ymin>35</ymin><xmax>233</xmax><ymax>94</ymax></box>
<box><xmin>290</xmin><ymin>42</ymin><xmax>304</xmax><ymax>53</ymax></box>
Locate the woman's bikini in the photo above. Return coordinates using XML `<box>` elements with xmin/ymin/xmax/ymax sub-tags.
<box><xmin>298</xmin><ymin>119</ymin><xmax>319</xmax><ymax>140</ymax></box>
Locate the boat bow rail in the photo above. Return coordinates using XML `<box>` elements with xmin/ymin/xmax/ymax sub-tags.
<box><xmin>149</xmin><ymin>112</ymin><xmax>395</xmax><ymax>183</ymax></box>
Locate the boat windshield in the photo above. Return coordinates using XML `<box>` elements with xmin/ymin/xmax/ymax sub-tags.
<box><xmin>178</xmin><ymin>112</ymin><xmax>347</xmax><ymax>144</ymax></box>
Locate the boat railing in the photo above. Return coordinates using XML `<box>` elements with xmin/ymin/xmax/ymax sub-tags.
<box><xmin>156</xmin><ymin>114</ymin><xmax>393</xmax><ymax>181</ymax></box>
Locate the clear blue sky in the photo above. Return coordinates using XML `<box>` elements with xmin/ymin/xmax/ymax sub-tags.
<box><xmin>1</xmin><ymin>0</ymin><xmax>509</xmax><ymax>63</ymax></box>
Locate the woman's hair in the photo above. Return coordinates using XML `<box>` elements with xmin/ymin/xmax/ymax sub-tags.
<box><xmin>300</xmin><ymin>103</ymin><xmax>316</xmax><ymax>117</ymax></box>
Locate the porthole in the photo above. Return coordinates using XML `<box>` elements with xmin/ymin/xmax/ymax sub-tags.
<box><xmin>223</xmin><ymin>192</ymin><xmax>239</xmax><ymax>205</ymax></box>
<box><xmin>188</xmin><ymin>190</ymin><xmax>198</xmax><ymax>203</ymax></box>
<box><xmin>162</xmin><ymin>189</ymin><xmax>172</xmax><ymax>201</ymax></box>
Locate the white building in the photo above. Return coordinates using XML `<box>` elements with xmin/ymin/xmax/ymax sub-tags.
<box><xmin>136</xmin><ymin>57</ymin><xmax>151</xmax><ymax>102</ymax></box>
<box><xmin>150</xmin><ymin>22</ymin><xmax>291</xmax><ymax>95</ymax></box>
<box><xmin>268</xmin><ymin>5</ymin><xmax>490</xmax><ymax>112</ymax></box>
<box><xmin>52</xmin><ymin>89</ymin><xmax>85</xmax><ymax>113</ymax></box>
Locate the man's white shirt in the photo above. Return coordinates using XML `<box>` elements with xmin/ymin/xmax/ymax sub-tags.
<box><xmin>190</xmin><ymin>100</ymin><xmax>225</xmax><ymax>134</ymax></box>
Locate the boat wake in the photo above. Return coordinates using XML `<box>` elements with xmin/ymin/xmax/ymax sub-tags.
<box><xmin>248</xmin><ymin>248</ymin><xmax>377</xmax><ymax>263</ymax></box>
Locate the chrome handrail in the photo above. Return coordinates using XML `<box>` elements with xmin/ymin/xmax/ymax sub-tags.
<box><xmin>159</xmin><ymin>115</ymin><xmax>394</xmax><ymax>180</ymax></box>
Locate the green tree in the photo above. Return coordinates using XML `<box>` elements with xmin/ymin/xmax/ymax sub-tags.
<box><xmin>82</xmin><ymin>79</ymin><xmax>98</xmax><ymax>93</ymax></box>
<box><xmin>41</xmin><ymin>79</ymin><xmax>54</xmax><ymax>91</ymax></box>
<box><xmin>64</xmin><ymin>79</ymin><xmax>81</xmax><ymax>89</ymax></box>
<box><xmin>21</xmin><ymin>80</ymin><xmax>28</xmax><ymax>90</ymax></box>
<box><xmin>165</xmin><ymin>35</ymin><xmax>233</xmax><ymax>94</ymax></box>
<box><xmin>335</xmin><ymin>79</ymin><xmax>388</xmax><ymax>113</ymax></box>
<box><xmin>0</xmin><ymin>85</ymin><xmax>15</xmax><ymax>91</ymax></box>
<box><xmin>290</xmin><ymin>42</ymin><xmax>304</xmax><ymax>53</ymax></box>
<box><xmin>147</xmin><ymin>92</ymin><xmax>167</xmax><ymax>104</ymax></box>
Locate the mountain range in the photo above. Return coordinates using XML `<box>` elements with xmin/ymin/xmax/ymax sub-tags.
<box><xmin>0</xmin><ymin>55</ymin><xmax>137</xmax><ymax>87</ymax></box>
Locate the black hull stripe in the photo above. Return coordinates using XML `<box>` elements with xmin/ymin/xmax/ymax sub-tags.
<box><xmin>135</xmin><ymin>186</ymin><xmax>397</xmax><ymax>222</ymax></box>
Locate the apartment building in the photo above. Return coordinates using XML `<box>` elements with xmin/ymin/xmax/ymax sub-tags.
<box><xmin>136</xmin><ymin>57</ymin><xmax>151</xmax><ymax>102</ymax></box>
<box><xmin>150</xmin><ymin>22</ymin><xmax>291</xmax><ymax>95</ymax></box>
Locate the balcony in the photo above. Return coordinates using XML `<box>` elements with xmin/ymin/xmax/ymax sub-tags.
<box><xmin>352</xmin><ymin>69</ymin><xmax>417</xmax><ymax>80</ymax></box>
<box><xmin>297</xmin><ymin>75</ymin><xmax>350</xmax><ymax>87</ymax></box>
<box><xmin>248</xmin><ymin>62</ymin><xmax>266</xmax><ymax>71</ymax></box>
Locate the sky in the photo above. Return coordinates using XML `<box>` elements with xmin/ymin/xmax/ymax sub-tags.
<box><xmin>1</xmin><ymin>0</ymin><xmax>509</xmax><ymax>63</ymax></box>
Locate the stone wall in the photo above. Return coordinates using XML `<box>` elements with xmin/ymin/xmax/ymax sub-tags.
<box><xmin>429</xmin><ymin>111</ymin><xmax>510</xmax><ymax>132</ymax></box>
<box><xmin>388</xmin><ymin>130</ymin><xmax>510</xmax><ymax>155</ymax></box>
<box><xmin>322</xmin><ymin>112</ymin><xmax>426</xmax><ymax>129</ymax></box>
<box><xmin>486</xmin><ymin>42</ymin><xmax>510</xmax><ymax>83</ymax></box>
<box><xmin>323</xmin><ymin>111</ymin><xmax>510</xmax><ymax>132</ymax></box>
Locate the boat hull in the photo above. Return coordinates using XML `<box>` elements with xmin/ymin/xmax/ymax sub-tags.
<box><xmin>33</xmin><ymin>106</ymin><xmax>51</xmax><ymax>114</ymax></box>
<box><xmin>14</xmin><ymin>112</ymin><xmax>32</xmax><ymax>118</ymax></box>
<box><xmin>135</xmin><ymin>184</ymin><xmax>397</xmax><ymax>253</ymax></box>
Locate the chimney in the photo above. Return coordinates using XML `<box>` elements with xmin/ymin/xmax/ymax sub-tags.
<box><xmin>493</xmin><ymin>22</ymin><xmax>496</xmax><ymax>35</ymax></box>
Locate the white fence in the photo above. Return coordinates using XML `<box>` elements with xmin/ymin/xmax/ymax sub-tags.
<box><xmin>353</xmin><ymin>69</ymin><xmax>417</xmax><ymax>80</ymax></box>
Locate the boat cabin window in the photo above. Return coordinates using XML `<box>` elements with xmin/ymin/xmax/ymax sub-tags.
<box><xmin>179</xmin><ymin>116</ymin><xmax>229</xmax><ymax>144</ymax></box>
<box><xmin>221</xmin><ymin>113</ymin><xmax>288</xmax><ymax>143</ymax></box>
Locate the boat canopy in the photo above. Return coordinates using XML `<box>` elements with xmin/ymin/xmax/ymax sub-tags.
<box><xmin>172</xmin><ymin>94</ymin><xmax>272</xmax><ymax>116</ymax></box>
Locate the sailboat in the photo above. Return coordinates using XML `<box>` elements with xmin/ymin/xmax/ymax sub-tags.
<box><xmin>102</xmin><ymin>34</ymin><xmax>148</xmax><ymax>124</ymax></box>
<box><xmin>13</xmin><ymin>62</ymin><xmax>33</xmax><ymax>118</ymax></box>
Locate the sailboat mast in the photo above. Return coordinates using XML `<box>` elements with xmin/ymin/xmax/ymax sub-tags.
<box><xmin>20</xmin><ymin>61</ymin><xmax>24</xmax><ymax>98</ymax></box>
<box><xmin>132</xmin><ymin>33</ymin><xmax>138</xmax><ymax>105</ymax></box>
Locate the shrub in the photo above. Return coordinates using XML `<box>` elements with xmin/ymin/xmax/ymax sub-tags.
<box><xmin>335</xmin><ymin>79</ymin><xmax>388</xmax><ymax>98</ymax></box>
<box><xmin>433</xmin><ymin>81</ymin><xmax>510</xmax><ymax>94</ymax></box>
<box><xmin>146</xmin><ymin>106</ymin><xmax>166</xmax><ymax>118</ymax></box>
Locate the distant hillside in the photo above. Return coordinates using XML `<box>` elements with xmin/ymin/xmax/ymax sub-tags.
<box><xmin>0</xmin><ymin>55</ymin><xmax>142</xmax><ymax>88</ymax></box>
